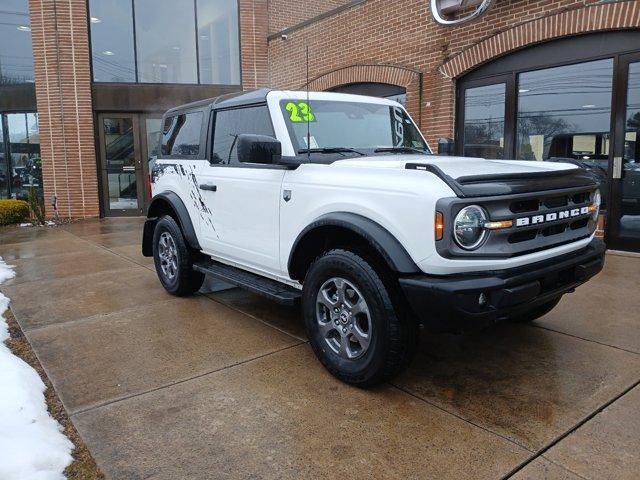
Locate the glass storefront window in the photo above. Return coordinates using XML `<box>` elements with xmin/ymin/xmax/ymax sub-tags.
<box><xmin>462</xmin><ymin>83</ymin><xmax>506</xmax><ymax>159</ymax></box>
<box><xmin>515</xmin><ymin>59</ymin><xmax>614</xmax><ymax>204</ymax></box>
<box><xmin>89</xmin><ymin>0</ymin><xmax>136</xmax><ymax>83</ymax></box>
<box><xmin>0</xmin><ymin>0</ymin><xmax>34</xmax><ymax>84</ymax></box>
<box><xmin>620</xmin><ymin>62</ymin><xmax>640</xmax><ymax>239</ymax></box>
<box><xmin>197</xmin><ymin>0</ymin><xmax>240</xmax><ymax>85</ymax></box>
<box><xmin>0</xmin><ymin>120</ymin><xmax>7</xmax><ymax>198</ymax></box>
<box><xmin>134</xmin><ymin>0</ymin><xmax>198</xmax><ymax>84</ymax></box>
<box><xmin>516</xmin><ymin>59</ymin><xmax>613</xmax><ymax>162</ymax></box>
<box><xmin>88</xmin><ymin>0</ymin><xmax>241</xmax><ymax>85</ymax></box>
<box><xmin>454</xmin><ymin>33</ymin><xmax>640</xmax><ymax>250</ymax></box>
<box><xmin>0</xmin><ymin>113</ymin><xmax>42</xmax><ymax>201</ymax></box>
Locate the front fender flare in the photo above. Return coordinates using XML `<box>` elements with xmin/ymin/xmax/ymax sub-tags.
<box><xmin>287</xmin><ymin>212</ymin><xmax>420</xmax><ymax>279</ymax></box>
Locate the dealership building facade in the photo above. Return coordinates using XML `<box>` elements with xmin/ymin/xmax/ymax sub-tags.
<box><xmin>1</xmin><ymin>0</ymin><xmax>639</xmax><ymax>251</ymax></box>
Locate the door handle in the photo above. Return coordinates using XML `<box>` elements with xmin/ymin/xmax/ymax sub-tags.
<box><xmin>199</xmin><ymin>183</ymin><xmax>217</xmax><ymax>191</ymax></box>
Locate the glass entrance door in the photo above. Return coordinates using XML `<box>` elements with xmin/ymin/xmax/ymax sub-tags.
<box><xmin>610</xmin><ymin>54</ymin><xmax>640</xmax><ymax>251</ymax></box>
<box><xmin>97</xmin><ymin>113</ymin><xmax>163</xmax><ymax>216</ymax></box>
<box><xmin>98</xmin><ymin>114</ymin><xmax>143</xmax><ymax>216</ymax></box>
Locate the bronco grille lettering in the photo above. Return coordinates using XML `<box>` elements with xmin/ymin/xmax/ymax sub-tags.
<box><xmin>516</xmin><ymin>206</ymin><xmax>590</xmax><ymax>227</ymax></box>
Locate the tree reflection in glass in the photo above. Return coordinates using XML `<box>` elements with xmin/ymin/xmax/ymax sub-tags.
<box><xmin>516</xmin><ymin>59</ymin><xmax>614</xmax><ymax>203</ymax></box>
<box><xmin>463</xmin><ymin>83</ymin><xmax>506</xmax><ymax>159</ymax></box>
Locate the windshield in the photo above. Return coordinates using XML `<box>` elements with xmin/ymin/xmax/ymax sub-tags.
<box><xmin>280</xmin><ymin>99</ymin><xmax>430</xmax><ymax>155</ymax></box>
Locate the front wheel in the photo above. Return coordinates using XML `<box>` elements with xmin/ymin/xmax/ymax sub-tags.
<box><xmin>302</xmin><ymin>249</ymin><xmax>417</xmax><ymax>387</ymax></box>
<box><xmin>152</xmin><ymin>215</ymin><xmax>205</xmax><ymax>296</ymax></box>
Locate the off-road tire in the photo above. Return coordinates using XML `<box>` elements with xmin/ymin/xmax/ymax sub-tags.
<box><xmin>508</xmin><ymin>297</ymin><xmax>562</xmax><ymax>323</ymax></box>
<box><xmin>302</xmin><ymin>249</ymin><xmax>417</xmax><ymax>387</ymax></box>
<box><xmin>153</xmin><ymin>215</ymin><xmax>205</xmax><ymax>296</ymax></box>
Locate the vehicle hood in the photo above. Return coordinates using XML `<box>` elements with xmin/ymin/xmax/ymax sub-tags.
<box><xmin>332</xmin><ymin>155</ymin><xmax>597</xmax><ymax>197</ymax></box>
<box><xmin>332</xmin><ymin>155</ymin><xmax>578</xmax><ymax>180</ymax></box>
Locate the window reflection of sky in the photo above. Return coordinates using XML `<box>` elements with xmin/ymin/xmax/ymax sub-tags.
<box><xmin>89</xmin><ymin>0</ymin><xmax>240</xmax><ymax>85</ymax></box>
<box><xmin>89</xmin><ymin>0</ymin><xmax>136</xmax><ymax>82</ymax></box>
<box><xmin>517</xmin><ymin>59</ymin><xmax>614</xmax><ymax>135</ymax></box>
<box><xmin>463</xmin><ymin>83</ymin><xmax>506</xmax><ymax>159</ymax></box>
<box><xmin>0</xmin><ymin>0</ymin><xmax>33</xmax><ymax>84</ymax></box>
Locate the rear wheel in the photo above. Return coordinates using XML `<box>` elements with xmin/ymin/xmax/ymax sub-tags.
<box><xmin>302</xmin><ymin>249</ymin><xmax>417</xmax><ymax>387</ymax></box>
<box><xmin>153</xmin><ymin>215</ymin><xmax>204</xmax><ymax>296</ymax></box>
<box><xmin>508</xmin><ymin>297</ymin><xmax>562</xmax><ymax>323</ymax></box>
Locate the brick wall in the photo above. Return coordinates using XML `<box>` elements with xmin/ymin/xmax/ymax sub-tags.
<box><xmin>28</xmin><ymin>0</ymin><xmax>98</xmax><ymax>219</ymax></box>
<box><xmin>240</xmin><ymin>0</ymin><xmax>270</xmax><ymax>89</ymax></box>
<box><xmin>267</xmin><ymin>0</ymin><xmax>638</xmax><ymax>146</ymax></box>
<box><xmin>26</xmin><ymin>0</ymin><xmax>268</xmax><ymax>219</ymax></box>
<box><xmin>268</xmin><ymin>0</ymin><xmax>353</xmax><ymax>34</ymax></box>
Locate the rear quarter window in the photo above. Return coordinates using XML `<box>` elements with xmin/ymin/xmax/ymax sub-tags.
<box><xmin>161</xmin><ymin>111</ymin><xmax>203</xmax><ymax>157</ymax></box>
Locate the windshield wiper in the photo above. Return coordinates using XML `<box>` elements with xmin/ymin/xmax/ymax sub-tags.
<box><xmin>374</xmin><ymin>146</ymin><xmax>430</xmax><ymax>155</ymax></box>
<box><xmin>298</xmin><ymin>147</ymin><xmax>366</xmax><ymax>156</ymax></box>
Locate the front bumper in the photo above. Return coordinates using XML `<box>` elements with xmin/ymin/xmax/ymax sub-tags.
<box><xmin>399</xmin><ymin>238</ymin><xmax>606</xmax><ymax>333</ymax></box>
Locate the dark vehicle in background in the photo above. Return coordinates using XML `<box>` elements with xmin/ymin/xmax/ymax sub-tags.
<box><xmin>546</xmin><ymin>132</ymin><xmax>610</xmax><ymax>200</ymax></box>
<box><xmin>546</xmin><ymin>132</ymin><xmax>640</xmax><ymax>215</ymax></box>
<box><xmin>13</xmin><ymin>157</ymin><xmax>43</xmax><ymax>200</ymax></box>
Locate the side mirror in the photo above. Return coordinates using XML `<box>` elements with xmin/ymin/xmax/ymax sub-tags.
<box><xmin>438</xmin><ymin>138</ymin><xmax>455</xmax><ymax>156</ymax></box>
<box><xmin>236</xmin><ymin>134</ymin><xmax>282</xmax><ymax>165</ymax></box>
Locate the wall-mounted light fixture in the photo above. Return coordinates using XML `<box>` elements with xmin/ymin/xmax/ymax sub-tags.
<box><xmin>430</xmin><ymin>0</ymin><xmax>494</xmax><ymax>26</ymax></box>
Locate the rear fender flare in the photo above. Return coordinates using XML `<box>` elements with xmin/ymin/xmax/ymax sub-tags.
<box><xmin>142</xmin><ymin>192</ymin><xmax>200</xmax><ymax>256</ymax></box>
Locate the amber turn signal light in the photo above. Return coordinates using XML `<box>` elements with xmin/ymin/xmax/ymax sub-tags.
<box><xmin>435</xmin><ymin>211</ymin><xmax>444</xmax><ymax>241</ymax></box>
<box><xmin>483</xmin><ymin>220</ymin><xmax>513</xmax><ymax>230</ymax></box>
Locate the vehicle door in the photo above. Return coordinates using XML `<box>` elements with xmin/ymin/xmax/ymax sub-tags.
<box><xmin>197</xmin><ymin>104</ymin><xmax>286</xmax><ymax>274</ymax></box>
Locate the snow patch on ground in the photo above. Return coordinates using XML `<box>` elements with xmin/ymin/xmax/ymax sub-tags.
<box><xmin>0</xmin><ymin>257</ymin><xmax>74</xmax><ymax>480</ymax></box>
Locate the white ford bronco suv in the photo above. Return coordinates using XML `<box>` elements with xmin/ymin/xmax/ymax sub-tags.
<box><xmin>143</xmin><ymin>89</ymin><xmax>605</xmax><ymax>387</ymax></box>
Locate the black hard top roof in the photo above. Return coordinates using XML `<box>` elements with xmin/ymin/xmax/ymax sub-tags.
<box><xmin>164</xmin><ymin>88</ymin><xmax>273</xmax><ymax>115</ymax></box>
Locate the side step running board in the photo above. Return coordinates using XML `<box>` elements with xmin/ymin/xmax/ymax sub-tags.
<box><xmin>193</xmin><ymin>260</ymin><xmax>301</xmax><ymax>306</ymax></box>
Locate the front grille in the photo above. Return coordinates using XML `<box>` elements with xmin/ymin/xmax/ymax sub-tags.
<box><xmin>504</xmin><ymin>189</ymin><xmax>595</xmax><ymax>248</ymax></box>
<box><xmin>510</xmin><ymin>192</ymin><xmax>582</xmax><ymax>215</ymax></box>
<box><xmin>510</xmin><ymin>199</ymin><xmax>539</xmax><ymax>213</ymax></box>
<box><xmin>484</xmin><ymin>186</ymin><xmax>597</xmax><ymax>256</ymax></box>
<box><xmin>508</xmin><ymin>230</ymin><xmax>537</xmax><ymax>244</ymax></box>
<box><xmin>540</xmin><ymin>223</ymin><xmax>566</xmax><ymax>238</ymax></box>
<box><xmin>436</xmin><ymin>185</ymin><xmax>598</xmax><ymax>259</ymax></box>
<box><xmin>542</xmin><ymin>195</ymin><xmax>568</xmax><ymax>209</ymax></box>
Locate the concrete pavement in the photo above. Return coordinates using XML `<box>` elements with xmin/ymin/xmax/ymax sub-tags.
<box><xmin>1</xmin><ymin>218</ymin><xmax>638</xmax><ymax>479</ymax></box>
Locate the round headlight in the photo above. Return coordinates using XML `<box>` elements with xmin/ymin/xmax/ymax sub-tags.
<box><xmin>454</xmin><ymin>205</ymin><xmax>488</xmax><ymax>250</ymax></box>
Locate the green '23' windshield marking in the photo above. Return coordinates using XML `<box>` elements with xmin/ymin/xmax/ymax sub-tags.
<box><xmin>285</xmin><ymin>101</ymin><xmax>315</xmax><ymax>123</ymax></box>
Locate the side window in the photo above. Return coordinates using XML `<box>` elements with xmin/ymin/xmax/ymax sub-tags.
<box><xmin>212</xmin><ymin>105</ymin><xmax>274</xmax><ymax>164</ymax></box>
<box><xmin>160</xmin><ymin>116</ymin><xmax>177</xmax><ymax>156</ymax></box>
<box><xmin>160</xmin><ymin>112</ymin><xmax>203</xmax><ymax>157</ymax></box>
